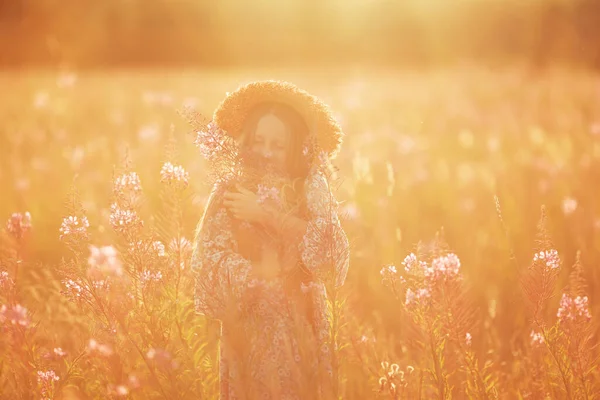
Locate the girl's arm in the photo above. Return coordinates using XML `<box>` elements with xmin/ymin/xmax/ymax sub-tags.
<box><xmin>260</xmin><ymin>169</ymin><xmax>350</xmax><ymax>287</ymax></box>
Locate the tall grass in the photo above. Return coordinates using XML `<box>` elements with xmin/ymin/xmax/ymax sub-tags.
<box><xmin>0</xmin><ymin>66</ymin><xmax>599</xmax><ymax>399</ymax></box>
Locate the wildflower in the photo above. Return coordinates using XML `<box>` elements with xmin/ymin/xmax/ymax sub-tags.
<box><xmin>0</xmin><ymin>271</ymin><xmax>12</xmax><ymax>289</ymax></box>
<box><xmin>557</xmin><ymin>293</ymin><xmax>591</xmax><ymax>324</ymax></box>
<box><xmin>380</xmin><ymin>264</ymin><xmax>400</xmax><ymax>288</ymax></box>
<box><xmin>465</xmin><ymin>332</ymin><xmax>472</xmax><ymax>346</ymax></box>
<box><xmin>405</xmin><ymin>287</ymin><xmax>431</xmax><ymax>308</ymax></box>
<box><xmin>62</xmin><ymin>279</ymin><xmax>84</xmax><ymax>302</ymax></box>
<box><xmin>6</xmin><ymin>212</ymin><xmax>32</xmax><ymax>239</ymax></box>
<box><xmin>88</xmin><ymin>245</ymin><xmax>123</xmax><ymax>277</ymax></box>
<box><xmin>194</xmin><ymin>121</ymin><xmax>230</xmax><ymax>161</ymax></box>
<box><xmin>160</xmin><ymin>162</ymin><xmax>189</xmax><ymax>188</ymax></box>
<box><xmin>562</xmin><ymin>197</ymin><xmax>577</xmax><ymax>215</ymax></box>
<box><xmin>533</xmin><ymin>250</ymin><xmax>560</xmax><ymax>270</ymax></box>
<box><xmin>87</xmin><ymin>339</ymin><xmax>114</xmax><ymax>357</ymax></box>
<box><xmin>153</xmin><ymin>240</ymin><xmax>166</xmax><ymax>257</ymax></box>
<box><xmin>402</xmin><ymin>253</ymin><xmax>418</xmax><ymax>272</ymax></box>
<box><xmin>114</xmin><ymin>172</ymin><xmax>142</xmax><ymax>195</ymax></box>
<box><xmin>37</xmin><ymin>370</ymin><xmax>59</xmax><ymax>400</ymax></box>
<box><xmin>109</xmin><ymin>203</ymin><xmax>143</xmax><ymax>233</ymax></box>
<box><xmin>53</xmin><ymin>348</ymin><xmax>67</xmax><ymax>357</ymax></box>
<box><xmin>380</xmin><ymin>265</ymin><xmax>397</xmax><ymax>276</ymax></box>
<box><xmin>92</xmin><ymin>279</ymin><xmax>111</xmax><ymax>291</ymax></box>
<box><xmin>424</xmin><ymin>253</ymin><xmax>461</xmax><ymax>281</ymax></box>
<box><xmin>401</xmin><ymin>253</ymin><xmax>427</xmax><ymax>273</ymax></box>
<box><xmin>59</xmin><ymin>215</ymin><xmax>90</xmax><ymax>240</ymax></box>
<box><xmin>140</xmin><ymin>270</ymin><xmax>163</xmax><ymax>288</ymax></box>
<box><xmin>530</xmin><ymin>330</ymin><xmax>545</xmax><ymax>346</ymax></box>
<box><xmin>0</xmin><ymin>304</ymin><xmax>30</xmax><ymax>327</ymax></box>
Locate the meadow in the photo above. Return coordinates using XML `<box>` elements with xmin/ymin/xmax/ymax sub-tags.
<box><xmin>0</xmin><ymin>65</ymin><xmax>599</xmax><ymax>399</ymax></box>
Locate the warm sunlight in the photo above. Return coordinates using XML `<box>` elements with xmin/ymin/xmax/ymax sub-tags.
<box><xmin>1</xmin><ymin>0</ymin><xmax>600</xmax><ymax>399</ymax></box>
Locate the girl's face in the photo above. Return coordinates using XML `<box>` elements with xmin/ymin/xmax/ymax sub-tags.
<box><xmin>250</xmin><ymin>114</ymin><xmax>290</xmax><ymax>169</ymax></box>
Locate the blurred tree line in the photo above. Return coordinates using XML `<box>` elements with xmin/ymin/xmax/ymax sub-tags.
<box><xmin>1</xmin><ymin>0</ymin><xmax>599</xmax><ymax>69</ymax></box>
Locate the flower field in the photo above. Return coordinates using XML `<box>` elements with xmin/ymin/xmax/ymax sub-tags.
<box><xmin>1</xmin><ymin>66</ymin><xmax>599</xmax><ymax>399</ymax></box>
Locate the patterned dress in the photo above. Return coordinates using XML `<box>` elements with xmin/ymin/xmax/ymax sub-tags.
<box><xmin>191</xmin><ymin>168</ymin><xmax>350</xmax><ymax>400</ymax></box>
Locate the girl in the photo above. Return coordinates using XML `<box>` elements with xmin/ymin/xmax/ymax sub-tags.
<box><xmin>191</xmin><ymin>81</ymin><xmax>349</xmax><ymax>400</ymax></box>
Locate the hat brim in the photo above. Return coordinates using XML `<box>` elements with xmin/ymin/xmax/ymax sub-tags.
<box><xmin>213</xmin><ymin>80</ymin><xmax>344</xmax><ymax>159</ymax></box>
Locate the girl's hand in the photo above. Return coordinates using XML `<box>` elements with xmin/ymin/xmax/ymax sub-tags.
<box><xmin>224</xmin><ymin>184</ymin><xmax>267</xmax><ymax>224</ymax></box>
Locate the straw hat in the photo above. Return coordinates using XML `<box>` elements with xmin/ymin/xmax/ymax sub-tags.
<box><xmin>213</xmin><ymin>80</ymin><xmax>344</xmax><ymax>160</ymax></box>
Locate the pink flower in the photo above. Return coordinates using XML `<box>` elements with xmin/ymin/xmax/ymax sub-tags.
<box><xmin>109</xmin><ymin>203</ymin><xmax>143</xmax><ymax>233</ymax></box>
<box><xmin>533</xmin><ymin>249</ymin><xmax>560</xmax><ymax>270</ymax></box>
<box><xmin>160</xmin><ymin>162</ymin><xmax>189</xmax><ymax>188</ymax></box>
<box><xmin>0</xmin><ymin>304</ymin><xmax>30</xmax><ymax>327</ymax></box>
<box><xmin>114</xmin><ymin>172</ymin><xmax>142</xmax><ymax>195</ymax></box>
<box><xmin>0</xmin><ymin>271</ymin><xmax>12</xmax><ymax>289</ymax></box>
<box><xmin>153</xmin><ymin>241</ymin><xmax>166</xmax><ymax>257</ymax></box>
<box><xmin>380</xmin><ymin>265</ymin><xmax>397</xmax><ymax>276</ymax></box>
<box><xmin>59</xmin><ymin>215</ymin><xmax>89</xmax><ymax>240</ymax></box>
<box><xmin>404</xmin><ymin>287</ymin><xmax>431</xmax><ymax>308</ymax></box>
<box><xmin>557</xmin><ymin>293</ymin><xmax>591</xmax><ymax>324</ymax></box>
<box><xmin>465</xmin><ymin>332</ymin><xmax>472</xmax><ymax>346</ymax></box>
<box><xmin>61</xmin><ymin>279</ymin><xmax>84</xmax><ymax>302</ymax></box>
<box><xmin>53</xmin><ymin>347</ymin><xmax>67</xmax><ymax>357</ymax></box>
<box><xmin>530</xmin><ymin>330</ymin><xmax>545</xmax><ymax>346</ymax></box>
<box><xmin>6</xmin><ymin>212</ymin><xmax>32</xmax><ymax>239</ymax></box>
<box><xmin>140</xmin><ymin>270</ymin><xmax>163</xmax><ymax>288</ymax></box>
<box><xmin>425</xmin><ymin>253</ymin><xmax>461</xmax><ymax>281</ymax></box>
<box><xmin>402</xmin><ymin>253</ymin><xmax>417</xmax><ymax>272</ymax></box>
<box><xmin>37</xmin><ymin>370</ymin><xmax>59</xmax><ymax>400</ymax></box>
<box><xmin>88</xmin><ymin>245</ymin><xmax>123</xmax><ymax>277</ymax></box>
<box><xmin>194</xmin><ymin>121</ymin><xmax>231</xmax><ymax>161</ymax></box>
